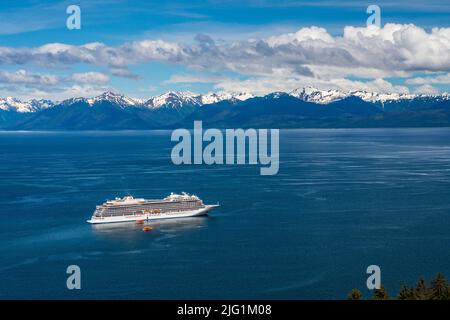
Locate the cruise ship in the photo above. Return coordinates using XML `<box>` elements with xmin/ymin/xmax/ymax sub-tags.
<box><xmin>87</xmin><ymin>192</ymin><xmax>219</xmax><ymax>224</ymax></box>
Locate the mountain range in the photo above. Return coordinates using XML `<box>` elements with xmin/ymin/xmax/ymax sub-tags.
<box><xmin>1</xmin><ymin>87</ymin><xmax>449</xmax><ymax>130</ymax></box>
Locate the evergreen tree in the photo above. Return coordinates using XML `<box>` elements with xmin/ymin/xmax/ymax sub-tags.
<box><xmin>344</xmin><ymin>272</ymin><xmax>450</xmax><ymax>300</ymax></box>
<box><xmin>430</xmin><ymin>273</ymin><xmax>450</xmax><ymax>300</ymax></box>
<box><xmin>397</xmin><ymin>285</ymin><xmax>415</xmax><ymax>300</ymax></box>
<box><xmin>347</xmin><ymin>288</ymin><xmax>363</xmax><ymax>300</ymax></box>
<box><xmin>372</xmin><ymin>285</ymin><xmax>389</xmax><ymax>300</ymax></box>
<box><xmin>414</xmin><ymin>278</ymin><xmax>430</xmax><ymax>300</ymax></box>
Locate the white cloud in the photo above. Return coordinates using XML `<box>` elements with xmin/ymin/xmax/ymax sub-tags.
<box><xmin>110</xmin><ymin>68</ymin><xmax>141</xmax><ymax>80</ymax></box>
<box><xmin>0</xmin><ymin>69</ymin><xmax>110</xmax><ymax>87</ymax></box>
<box><xmin>413</xmin><ymin>84</ymin><xmax>441</xmax><ymax>94</ymax></box>
<box><xmin>339</xmin><ymin>24</ymin><xmax>450</xmax><ymax>72</ymax></box>
<box><xmin>406</xmin><ymin>73</ymin><xmax>450</xmax><ymax>85</ymax></box>
<box><xmin>266</xmin><ymin>26</ymin><xmax>335</xmax><ymax>46</ymax></box>
<box><xmin>1</xmin><ymin>23</ymin><xmax>449</xmax><ymax>76</ymax></box>
<box><xmin>163</xmin><ymin>74</ymin><xmax>231</xmax><ymax>84</ymax></box>
<box><xmin>58</xmin><ymin>85</ymin><xmax>109</xmax><ymax>99</ymax></box>
<box><xmin>1</xmin><ymin>23</ymin><xmax>450</xmax><ymax>98</ymax></box>
<box><xmin>69</xmin><ymin>72</ymin><xmax>110</xmax><ymax>84</ymax></box>
<box><xmin>0</xmin><ymin>69</ymin><xmax>58</xmax><ymax>86</ymax></box>
<box><xmin>0</xmin><ymin>69</ymin><xmax>111</xmax><ymax>100</ymax></box>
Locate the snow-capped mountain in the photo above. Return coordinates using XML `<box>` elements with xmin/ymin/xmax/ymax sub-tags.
<box><xmin>0</xmin><ymin>97</ymin><xmax>54</xmax><ymax>113</ymax></box>
<box><xmin>289</xmin><ymin>86</ymin><xmax>348</xmax><ymax>104</ymax></box>
<box><xmin>288</xmin><ymin>86</ymin><xmax>424</xmax><ymax>104</ymax></box>
<box><xmin>264</xmin><ymin>91</ymin><xmax>289</xmax><ymax>100</ymax></box>
<box><xmin>350</xmin><ymin>91</ymin><xmax>416</xmax><ymax>103</ymax></box>
<box><xmin>56</xmin><ymin>92</ymin><xmax>143</xmax><ymax>108</ymax></box>
<box><xmin>200</xmin><ymin>92</ymin><xmax>254</xmax><ymax>105</ymax></box>
<box><xmin>0</xmin><ymin>90</ymin><xmax>255</xmax><ymax>115</ymax></box>
<box><xmin>2</xmin><ymin>88</ymin><xmax>450</xmax><ymax>130</ymax></box>
<box><xmin>145</xmin><ymin>91</ymin><xmax>254</xmax><ymax>109</ymax></box>
<box><xmin>2</xmin><ymin>89</ymin><xmax>449</xmax><ymax>115</ymax></box>
<box><xmin>86</xmin><ymin>91</ymin><xmax>143</xmax><ymax>107</ymax></box>
<box><xmin>146</xmin><ymin>91</ymin><xmax>202</xmax><ymax>109</ymax></box>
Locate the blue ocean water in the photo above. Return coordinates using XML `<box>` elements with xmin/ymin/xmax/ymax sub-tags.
<box><xmin>0</xmin><ymin>128</ymin><xmax>450</xmax><ymax>299</ymax></box>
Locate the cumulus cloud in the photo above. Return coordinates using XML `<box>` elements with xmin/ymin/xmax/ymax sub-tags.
<box><xmin>109</xmin><ymin>68</ymin><xmax>141</xmax><ymax>80</ymax></box>
<box><xmin>406</xmin><ymin>73</ymin><xmax>450</xmax><ymax>85</ymax></box>
<box><xmin>1</xmin><ymin>23</ymin><xmax>450</xmax><ymax>97</ymax></box>
<box><xmin>0</xmin><ymin>69</ymin><xmax>111</xmax><ymax>100</ymax></box>
<box><xmin>0</xmin><ymin>40</ymin><xmax>183</xmax><ymax>70</ymax></box>
<box><xmin>69</xmin><ymin>72</ymin><xmax>110</xmax><ymax>84</ymax></box>
<box><xmin>163</xmin><ymin>74</ymin><xmax>232</xmax><ymax>84</ymax></box>
<box><xmin>0</xmin><ymin>69</ymin><xmax>110</xmax><ymax>88</ymax></box>
<box><xmin>58</xmin><ymin>85</ymin><xmax>109</xmax><ymax>99</ymax></box>
<box><xmin>0</xmin><ymin>69</ymin><xmax>58</xmax><ymax>86</ymax></box>
<box><xmin>413</xmin><ymin>84</ymin><xmax>441</xmax><ymax>95</ymax></box>
<box><xmin>266</xmin><ymin>26</ymin><xmax>335</xmax><ymax>46</ymax></box>
<box><xmin>1</xmin><ymin>23</ymin><xmax>449</xmax><ymax>77</ymax></box>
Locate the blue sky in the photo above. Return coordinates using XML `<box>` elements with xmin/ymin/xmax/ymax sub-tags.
<box><xmin>0</xmin><ymin>0</ymin><xmax>449</xmax><ymax>100</ymax></box>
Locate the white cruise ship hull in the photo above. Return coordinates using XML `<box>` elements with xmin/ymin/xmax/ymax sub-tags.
<box><xmin>87</xmin><ymin>204</ymin><xmax>218</xmax><ymax>224</ymax></box>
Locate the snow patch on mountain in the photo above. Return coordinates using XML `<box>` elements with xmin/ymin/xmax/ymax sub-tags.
<box><xmin>145</xmin><ymin>91</ymin><xmax>254</xmax><ymax>109</ymax></box>
<box><xmin>200</xmin><ymin>92</ymin><xmax>254</xmax><ymax>104</ymax></box>
<box><xmin>147</xmin><ymin>91</ymin><xmax>201</xmax><ymax>109</ymax></box>
<box><xmin>2</xmin><ymin>88</ymin><xmax>449</xmax><ymax>114</ymax></box>
<box><xmin>86</xmin><ymin>91</ymin><xmax>143</xmax><ymax>107</ymax></box>
<box><xmin>0</xmin><ymin>97</ymin><xmax>54</xmax><ymax>113</ymax></box>
<box><xmin>289</xmin><ymin>86</ymin><xmax>347</xmax><ymax>104</ymax></box>
<box><xmin>289</xmin><ymin>86</ymin><xmax>421</xmax><ymax>104</ymax></box>
<box><xmin>351</xmin><ymin>91</ymin><xmax>415</xmax><ymax>102</ymax></box>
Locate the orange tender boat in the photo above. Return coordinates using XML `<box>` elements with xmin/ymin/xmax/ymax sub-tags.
<box><xmin>142</xmin><ymin>226</ymin><xmax>153</xmax><ymax>232</ymax></box>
